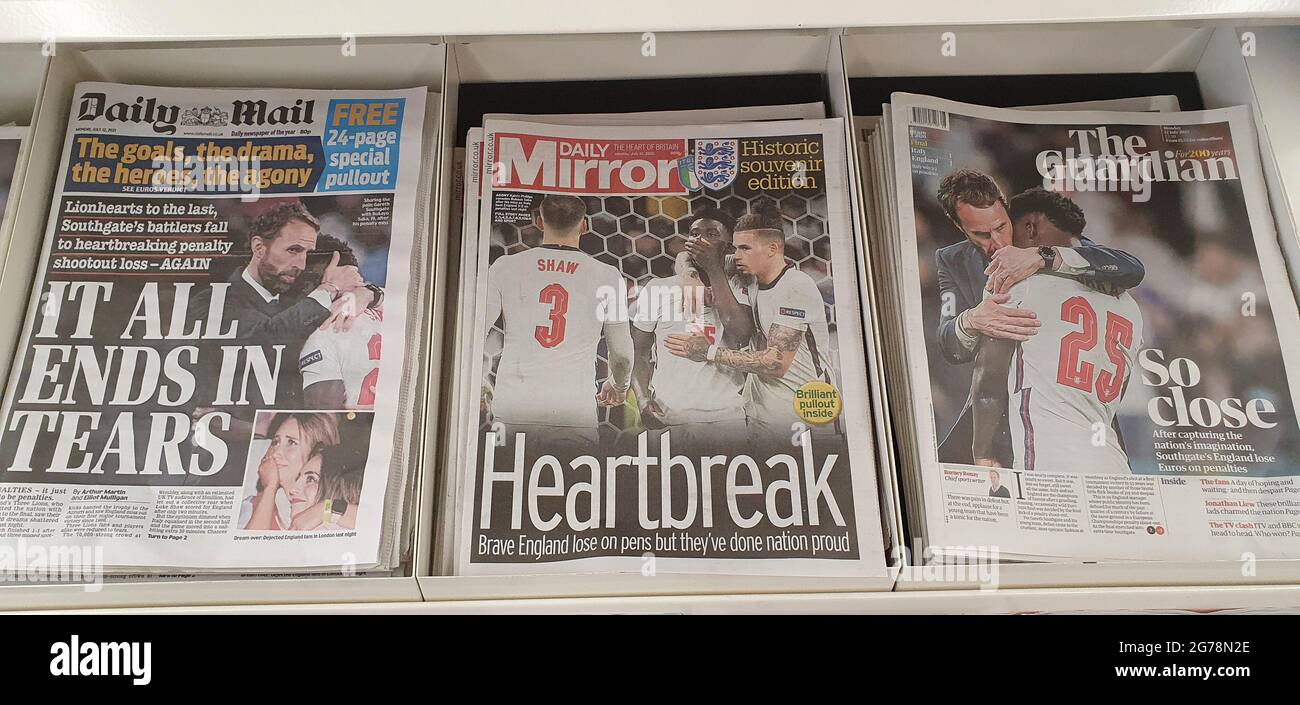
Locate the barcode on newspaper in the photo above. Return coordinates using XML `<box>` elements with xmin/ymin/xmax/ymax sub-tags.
<box><xmin>910</xmin><ymin>107</ymin><xmax>949</xmax><ymax>130</ymax></box>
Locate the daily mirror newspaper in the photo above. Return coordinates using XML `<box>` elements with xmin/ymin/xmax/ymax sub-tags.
<box><xmin>438</xmin><ymin>105</ymin><xmax>856</xmax><ymax>576</ymax></box>
<box><xmin>0</xmin><ymin>83</ymin><xmax>428</xmax><ymax>571</ymax></box>
<box><xmin>455</xmin><ymin>118</ymin><xmax>886</xmax><ymax>576</ymax></box>
<box><xmin>891</xmin><ymin>93</ymin><xmax>1300</xmax><ymax>562</ymax></box>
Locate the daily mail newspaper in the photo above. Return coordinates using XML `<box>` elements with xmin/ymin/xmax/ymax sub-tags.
<box><xmin>457</xmin><ymin>118</ymin><xmax>886</xmax><ymax>576</ymax></box>
<box><xmin>891</xmin><ymin>93</ymin><xmax>1300</xmax><ymax>562</ymax></box>
<box><xmin>0</xmin><ymin>83</ymin><xmax>429</xmax><ymax>571</ymax></box>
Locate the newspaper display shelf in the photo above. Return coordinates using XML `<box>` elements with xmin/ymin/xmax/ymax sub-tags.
<box><xmin>842</xmin><ymin>22</ymin><xmax>1300</xmax><ymax>593</ymax></box>
<box><xmin>1238</xmin><ymin>25</ymin><xmax>1300</xmax><ymax>292</ymax></box>
<box><xmin>421</xmin><ymin>30</ymin><xmax>903</xmax><ymax>602</ymax></box>
<box><xmin>0</xmin><ymin>3</ymin><xmax>1296</xmax><ymax>614</ymax></box>
<box><xmin>27</xmin><ymin>583</ymin><xmax>1300</xmax><ymax>615</ymax></box>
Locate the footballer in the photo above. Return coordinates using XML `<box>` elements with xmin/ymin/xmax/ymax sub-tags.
<box><xmin>297</xmin><ymin>236</ymin><xmax>385</xmax><ymax>410</ymax></box>
<box><xmin>631</xmin><ymin>207</ymin><xmax>755</xmax><ymax>448</ymax></box>
<box><xmin>483</xmin><ymin>194</ymin><xmax>634</xmax><ymax>448</ymax></box>
<box><xmin>664</xmin><ymin>204</ymin><xmax>838</xmax><ymax>448</ymax></box>
<box><xmin>971</xmin><ymin>188</ymin><xmax>1144</xmax><ymax>474</ymax></box>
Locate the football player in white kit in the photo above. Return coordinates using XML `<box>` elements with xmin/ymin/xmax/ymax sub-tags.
<box><xmin>664</xmin><ymin>205</ymin><xmax>838</xmax><ymax>450</ymax></box>
<box><xmin>972</xmin><ymin>188</ymin><xmax>1144</xmax><ymax>474</ymax></box>
<box><xmin>300</xmin><ymin>306</ymin><xmax>384</xmax><ymax>409</ymax></box>
<box><xmin>484</xmin><ymin>194</ymin><xmax>634</xmax><ymax>451</ymax></box>
<box><xmin>294</xmin><ymin>235</ymin><xmax>386</xmax><ymax>410</ymax></box>
<box><xmin>631</xmin><ymin>208</ymin><xmax>755</xmax><ymax>449</ymax></box>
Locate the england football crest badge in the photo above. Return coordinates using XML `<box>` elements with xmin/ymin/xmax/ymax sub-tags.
<box><xmin>693</xmin><ymin>139</ymin><xmax>738</xmax><ymax>191</ymax></box>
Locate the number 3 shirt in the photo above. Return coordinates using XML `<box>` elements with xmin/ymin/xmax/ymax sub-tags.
<box><xmin>486</xmin><ymin>244</ymin><xmax>624</xmax><ymax>429</ymax></box>
<box><xmin>633</xmin><ymin>274</ymin><xmax>748</xmax><ymax>425</ymax></box>
<box><xmin>299</xmin><ymin>308</ymin><xmax>384</xmax><ymax>409</ymax></box>
<box><xmin>997</xmin><ymin>275</ymin><xmax>1144</xmax><ymax>474</ymax></box>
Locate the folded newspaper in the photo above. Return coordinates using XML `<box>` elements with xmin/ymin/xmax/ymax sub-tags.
<box><xmin>448</xmin><ymin>113</ymin><xmax>888</xmax><ymax>577</ymax></box>
<box><xmin>0</xmin><ymin>126</ymin><xmax>24</xmax><ymax>238</ymax></box>
<box><xmin>0</xmin><ymin>83</ymin><xmax>435</xmax><ymax>572</ymax></box>
<box><xmin>877</xmin><ymin>93</ymin><xmax>1300</xmax><ymax>562</ymax></box>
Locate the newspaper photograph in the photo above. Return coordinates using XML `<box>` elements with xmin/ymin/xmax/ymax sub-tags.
<box><xmin>891</xmin><ymin>93</ymin><xmax>1300</xmax><ymax>561</ymax></box>
<box><xmin>0</xmin><ymin>82</ymin><xmax>428</xmax><ymax>570</ymax></box>
<box><xmin>455</xmin><ymin>117</ymin><xmax>886</xmax><ymax>576</ymax></box>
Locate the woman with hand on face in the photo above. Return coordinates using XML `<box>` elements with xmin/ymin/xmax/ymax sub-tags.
<box><xmin>241</xmin><ymin>413</ymin><xmax>340</xmax><ymax>531</ymax></box>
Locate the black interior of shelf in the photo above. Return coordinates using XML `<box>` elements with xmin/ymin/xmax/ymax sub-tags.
<box><xmin>457</xmin><ymin>73</ymin><xmax>1204</xmax><ymax>143</ymax></box>
<box><xmin>849</xmin><ymin>73</ymin><xmax>1204</xmax><ymax>115</ymax></box>
<box><xmin>456</xmin><ymin>73</ymin><xmax>827</xmax><ymax>146</ymax></box>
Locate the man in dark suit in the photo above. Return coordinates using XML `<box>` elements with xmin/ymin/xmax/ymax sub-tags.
<box><xmin>933</xmin><ymin>169</ymin><xmax>1144</xmax><ymax>464</ymax></box>
<box><xmin>195</xmin><ymin>202</ymin><xmax>373</xmax><ymax>415</ymax></box>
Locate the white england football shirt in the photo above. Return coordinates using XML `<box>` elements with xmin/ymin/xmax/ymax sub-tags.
<box><xmin>299</xmin><ymin>308</ymin><xmax>384</xmax><ymax>409</ymax></box>
<box><xmin>1000</xmin><ymin>275</ymin><xmax>1144</xmax><ymax>474</ymax></box>
<box><xmin>745</xmin><ymin>264</ymin><xmax>834</xmax><ymax>432</ymax></box>
<box><xmin>633</xmin><ymin>274</ymin><xmax>748</xmax><ymax>425</ymax></box>
<box><xmin>487</xmin><ymin>244</ymin><xmax>625</xmax><ymax>428</ymax></box>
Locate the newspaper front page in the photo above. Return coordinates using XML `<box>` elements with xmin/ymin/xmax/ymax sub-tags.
<box><xmin>456</xmin><ymin>117</ymin><xmax>886</xmax><ymax>576</ymax></box>
<box><xmin>0</xmin><ymin>82</ymin><xmax>428</xmax><ymax>571</ymax></box>
<box><xmin>439</xmin><ymin>105</ymin><xmax>841</xmax><ymax>575</ymax></box>
<box><xmin>890</xmin><ymin>93</ymin><xmax>1300</xmax><ymax>562</ymax></box>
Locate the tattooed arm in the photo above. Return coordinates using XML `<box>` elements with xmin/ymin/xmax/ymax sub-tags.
<box><xmin>664</xmin><ymin>322</ymin><xmax>802</xmax><ymax>380</ymax></box>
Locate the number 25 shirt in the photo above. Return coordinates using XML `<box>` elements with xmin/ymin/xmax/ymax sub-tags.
<box><xmin>997</xmin><ymin>275</ymin><xmax>1144</xmax><ymax>473</ymax></box>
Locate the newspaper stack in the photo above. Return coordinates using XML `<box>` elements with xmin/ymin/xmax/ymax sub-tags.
<box><xmin>442</xmin><ymin>104</ymin><xmax>892</xmax><ymax>577</ymax></box>
<box><xmin>861</xmin><ymin>92</ymin><xmax>1300</xmax><ymax>563</ymax></box>
<box><xmin>0</xmin><ymin>83</ymin><xmax>438</xmax><ymax>574</ymax></box>
<box><xmin>0</xmin><ymin>126</ymin><xmax>25</xmax><ymax>243</ymax></box>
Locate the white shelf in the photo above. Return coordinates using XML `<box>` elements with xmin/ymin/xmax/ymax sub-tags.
<box><xmin>0</xmin><ymin>45</ymin><xmax>44</xmax><ymax>126</ymax></box>
<box><xmin>23</xmin><ymin>584</ymin><xmax>1300</xmax><ymax>614</ymax></box>
<box><xmin>1242</xmin><ymin>25</ymin><xmax>1300</xmax><ymax>290</ymax></box>
<box><xmin>0</xmin><ymin>0</ymin><xmax>1297</xmax><ymax>44</ymax></box>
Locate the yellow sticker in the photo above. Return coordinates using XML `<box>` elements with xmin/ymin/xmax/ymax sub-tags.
<box><xmin>794</xmin><ymin>381</ymin><xmax>841</xmax><ymax>425</ymax></box>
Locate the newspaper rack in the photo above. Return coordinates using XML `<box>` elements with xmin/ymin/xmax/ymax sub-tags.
<box><xmin>0</xmin><ymin>16</ymin><xmax>1296</xmax><ymax>612</ymax></box>
<box><xmin>842</xmin><ymin>23</ymin><xmax>1300</xmax><ymax>593</ymax></box>
<box><xmin>421</xmin><ymin>31</ymin><xmax>903</xmax><ymax>601</ymax></box>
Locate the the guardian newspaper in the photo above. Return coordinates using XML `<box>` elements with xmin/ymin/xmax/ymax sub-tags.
<box><xmin>889</xmin><ymin>94</ymin><xmax>1300</xmax><ymax>562</ymax></box>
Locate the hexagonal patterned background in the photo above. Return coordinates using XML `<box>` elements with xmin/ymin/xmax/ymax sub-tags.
<box><xmin>483</xmin><ymin>183</ymin><xmax>839</xmax><ymax>442</ymax></box>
